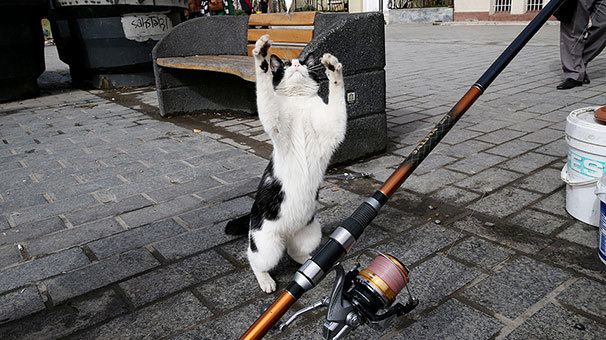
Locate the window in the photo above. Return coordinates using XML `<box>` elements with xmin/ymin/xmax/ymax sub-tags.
<box><xmin>527</xmin><ymin>0</ymin><xmax>543</xmax><ymax>11</ymax></box>
<box><xmin>494</xmin><ymin>0</ymin><xmax>512</xmax><ymax>12</ymax></box>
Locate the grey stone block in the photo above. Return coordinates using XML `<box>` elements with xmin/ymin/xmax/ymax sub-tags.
<box><xmin>505</xmin><ymin>303</ymin><xmax>605</xmax><ymax>340</ymax></box>
<box><xmin>509</xmin><ymin>209</ymin><xmax>568</xmax><ymax>234</ymax></box>
<box><xmin>557</xmin><ymin>278</ymin><xmax>606</xmax><ymax>319</ymax></box>
<box><xmin>0</xmin><ymin>285</ymin><xmax>45</xmax><ymax>324</ymax></box>
<box><xmin>500</xmin><ymin>152</ymin><xmax>558</xmax><ymax>173</ymax></box>
<box><xmin>406</xmin><ymin>255</ymin><xmax>481</xmax><ymax>316</ymax></box>
<box><xmin>537</xmin><ymin>242</ymin><xmax>605</xmax><ymax>281</ymax></box>
<box><xmin>374</xmin><ymin>223</ymin><xmax>464</xmax><ymax>265</ymax></box>
<box><xmin>64</xmin><ymin>194</ymin><xmax>154</xmax><ymax>226</ymax></box>
<box><xmin>152</xmin><ymin>16</ymin><xmax>248</xmax><ymax>59</ymax></box>
<box><xmin>196</xmin><ymin>269</ymin><xmax>266</xmax><ymax>312</ymax></box>
<box><xmin>153</xmin><ymin>223</ymin><xmax>238</xmax><ymax>261</ymax></box>
<box><xmin>0</xmin><ymin>216</ymin><xmax>65</xmax><ymax>247</ymax></box>
<box><xmin>557</xmin><ymin>222</ymin><xmax>598</xmax><ymax>248</ymax></box>
<box><xmin>395</xmin><ymin>299</ymin><xmax>502</xmax><ymax>340</ymax></box>
<box><xmin>118</xmin><ymin>194</ymin><xmax>203</xmax><ymax>229</ymax></box>
<box><xmin>446</xmin><ymin>152</ymin><xmax>506</xmax><ymax>175</ymax></box>
<box><xmin>119</xmin><ymin>250</ymin><xmax>233</xmax><ymax>307</ymax></box>
<box><xmin>485</xmin><ymin>140</ymin><xmax>541</xmax><ymax>158</ymax></box>
<box><xmin>389</xmin><ymin>8</ymin><xmax>454</xmax><ymax>24</ymax></box>
<box><xmin>463</xmin><ymin>256</ymin><xmax>570</xmax><ymax>319</ymax></box>
<box><xmin>469</xmin><ymin>187</ymin><xmax>542</xmax><ymax>218</ymax></box>
<box><xmin>88</xmin><ymin>219</ymin><xmax>187</xmax><ymax>259</ymax></box>
<box><xmin>449</xmin><ymin>236</ymin><xmax>514</xmax><ymax>270</ymax></box>
<box><xmin>75</xmin><ymin>292</ymin><xmax>211</xmax><ymax>340</ymax></box>
<box><xmin>24</xmin><ymin>218</ymin><xmax>124</xmax><ymax>257</ymax></box>
<box><xmin>515</xmin><ymin>168</ymin><xmax>564</xmax><ymax>194</ymax></box>
<box><xmin>450</xmin><ymin>215</ymin><xmax>551</xmax><ymax>254</ymax></box>
<box><xmin>305</xmin><ymin>12</ymin><xmax>385</xmax><ymax>75</ymax></box>
<box><xmin>0</xmin><ymin>245</ymin><xmax>21</xmax><ymax>269</ymax></box>
<box><xmin>0</xmin><ymin>248</ymin><xmax>89</xmax><ymax>295</ymax></box>
<box><xmin>0</xmin><ymin>289</ymin><xmax>127</xmax><ymax>340</ymax></box>
<box><xmin>431</xmin><ymin>186</ymin><xmax>482</xmax><ymax>205</ymax></box>
<box><xmin>10</xmin><ymin>193</ymin><xmax>98</xmax><ymax>226</ymax></box>
<box><xmin>178</xmin><ymin>195</ymin><xmax>254</xmax><ymax>229</ymax></box>
<box><xmin>457</xmin><ymin>168</ymin><xmax>523</xmax><ymax>194</ymax></box>
<box><xmin>44</xmin><ymin>248</ymin><xmax>159</xmax><ymax>304</ymax></box>
<box><xmin>404</xmin><ymin>168</ymin><xmax>468</xmax><ymax>195</ymax></box>
<box><xmin>195</xmin><ymin>177</ymin><xmax>259</xmax><ymax>205</ymax></box>
<box><xmin>532</xmin><ymin>190</ymin><xmax>567</xmax><ymax>217</ymax></box>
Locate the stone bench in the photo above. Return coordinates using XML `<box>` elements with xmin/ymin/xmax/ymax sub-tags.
<box><xmin>152</xmin><ymin>12</ymin><xmax>387</xmax><ymax>164</ymax></box>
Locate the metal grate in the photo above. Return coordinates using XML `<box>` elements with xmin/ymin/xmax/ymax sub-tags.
<box><xmin>527</xmin><ymin>0</ymin><xmax>543</xmax><ymax>11</ymax></box>
<box><xmin>494</xmin><ymin>0</ymin><xmax>511</xmax><ymax>12</ymax></box>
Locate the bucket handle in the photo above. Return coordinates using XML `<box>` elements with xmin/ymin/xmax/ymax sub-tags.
<box><xmin>561</xmin><ymin>165</ymin><xmax>599</xmax><ymax>186</ymax></box>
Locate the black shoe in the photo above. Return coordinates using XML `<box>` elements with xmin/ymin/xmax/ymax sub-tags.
<box><xmin>583</xmin><ymin>73</ymin><xmax>590</xmax><ymax>84</ymax></box>
<box><xmin>557</xmin><ymin>78</ymin><xmax>583</xmax><ymax>90</ymax></box>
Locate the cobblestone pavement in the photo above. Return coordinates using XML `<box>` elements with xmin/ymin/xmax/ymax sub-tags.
<box><xmin>1</xmin><ymin>23</ymin><xmax>605</xmax><ymax>339</ymax></box>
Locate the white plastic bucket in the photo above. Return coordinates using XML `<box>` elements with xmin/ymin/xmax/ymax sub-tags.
<box><xmin>561</xmin><ymin>107</ymin><xmax>606</xmax><ymax>226</ymax></box>
<box><xmin>597</xmin><ymin>176</ymin><xmax>606</xmax><ymax>265</ymax></box>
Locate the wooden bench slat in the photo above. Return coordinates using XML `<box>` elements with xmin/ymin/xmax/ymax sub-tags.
<box><xmin>157</xmin><ymin>55</ymin><xmax>256</xmax><ymax>82</ymax></box>
<box><xmin>247</xmin><ymin>29</ymin><xmax>313</xmax><ymax>44</ymax></box>
<box><xmin>248</xmin><ymin>12</ymin><xmax>316</xmax><ymax>26</ymax></box>
<box><xmin>246</xmin><ymin>44</ymin><xmax>304</xmax><ymax>60</ymax></box>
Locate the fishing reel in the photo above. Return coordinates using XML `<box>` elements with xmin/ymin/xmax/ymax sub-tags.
<box><xmin>279</xmin><ymin>251</ymin><xmax>418</xmax><ymax>339</ymax></box>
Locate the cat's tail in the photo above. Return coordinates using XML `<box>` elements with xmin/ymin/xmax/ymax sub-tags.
<box><xmin>225</xmin><ymin>214</ymin><xmax>250</xmax><ymax>235</ymax></box>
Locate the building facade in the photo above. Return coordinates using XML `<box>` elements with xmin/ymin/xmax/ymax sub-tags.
<box><xmin>454</xmin><ymin>0</ymin><xmax>552</xmax><ymax>21</ymax></box>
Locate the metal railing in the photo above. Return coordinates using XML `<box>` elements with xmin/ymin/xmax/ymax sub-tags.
<box><xmin>494</xmin><ymin>0</ymin><xmax>512</xmax><ymax>12</ymax></box>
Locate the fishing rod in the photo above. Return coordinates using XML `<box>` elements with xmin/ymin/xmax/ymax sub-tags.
<box><xmin>241</xmin><ymin>0</ymin><xmax>567</xmax><ymax>338</ymax></box>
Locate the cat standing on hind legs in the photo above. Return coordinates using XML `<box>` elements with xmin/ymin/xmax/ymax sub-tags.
<box><xmin>224</xmin><ymin>35</ymin><xmax>347</xmax><ymax>293</ymax></box>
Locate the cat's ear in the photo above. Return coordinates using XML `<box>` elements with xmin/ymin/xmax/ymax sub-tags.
<box><xmin>270</xmin><ymin>55</ymin><xmax>283</xmax><ymax>72</ymax></box>
<box><xmin>302</xmin><ymin>53</ymin><xmax>315</xmax><ymax>68</ymax></box>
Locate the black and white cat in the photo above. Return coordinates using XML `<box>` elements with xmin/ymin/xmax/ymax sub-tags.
<box><xmin>225</xmin><ymin>35</ymin><xmax>347</xmax><ymax>293</ymax></box>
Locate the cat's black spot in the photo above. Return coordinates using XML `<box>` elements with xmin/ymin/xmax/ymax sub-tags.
<box><xmin>315</xmin><ymin>188</ymin><xmax>320</xmax><ymax>201</ymax></box>
<box><xmin>250</xmin><ymin>159</ymin><xmax>285</xmax><ymax>231</ymax></box>
<box><xmin>272</xmin><ymin>67</ymin><xmax>285</xmax><ymax>88</ymax></box>
<box><xmin>327</xmin><ymin>64</ymin><xmax>335</xmax><ymax>72</ymax></box>
<box><xmin>270</xmin><ymin>55</ymin><xmax>285</xmax><ymax>88</ymax></box>
<box><xmin>250</xmin><ymin>236</ymin><xmax>258</xmax><ymax>252</ymax></box>
<box><xmin>260</xmin><ymin>60</ymin><xmax>268</xmax><ymax>73</ymax></box>
<box><xmin>260</xmin><ymin>43</ymin><xmax>269</xmax><ymax>58</ymax></box>
<box><xmin>306</xmin><ymin>213</ymin><xmax>316</xmax><ymax>226</ymax></box>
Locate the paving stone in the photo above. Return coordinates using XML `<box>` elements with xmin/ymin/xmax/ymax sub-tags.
<box><xmin>0</xmin><ymin>285</ymin><xmax>45</xmax><ymax>323</ymax></box>
<box><xmin>451</xmin><ymin>215</ymin><xmax>552</xmax><ymax>254</ymax></box>
<box><xmin>469</xmin><ymin>187</ymin><xmax>542</xmax><ymax>218</ymax></box>
<box><xmin>394</xmin><ymin>298</ymin><xmax>502</xmax><ymax>340</ymax></box>
<box><xmin>509</xmin><ymin>209</ymin><xmax>568</xmax><ymax>234</ymax></box>
<box><xmin>196</xmin><ymin>269</ymin><xmax>266</xmax><ymax>312</ymax></box>
<box><xmin>532</xmin><ymin>190</ymin><xmax>568</xmax><ymax>217</ymax></box>
<box><xmin>375</xmin><ymin>223</ymin><xmax>464</xmax><ymax>266</ymax></box>
<box><xmin>405</xmin><ymin>168</ymin><xmax>468</xmax><ymax>195</ymax></box>
<box><xmin>153</xmin><ymin>223</ymin><xmax>238</xmax><ymax>261</ymax></box>
<box><xmin>557</xmin><ymin>221</ymin><xmax>598</xmax><ymax>248</ymax></box>
<box><xmin>413</xmin><ymin>153</ymin><xmax>458</xmax><ymax>175</ymax></box>
<box><xmin>556</xmin><ymin>278</ymin><xmax>606</xmax><ymax>319</ymax></box>
<box><xmin>431</xmin><ymin>186</ymin><xmax>482</xmax><ymax>205</ymax></box>
<box><xmin>449</xmin><ymin>236</ymin><xmax>514</xmax><ymax>270</ymax></box>
<box><xmin>87</xmin><ymin>219</ymin><xmax>187</xmax><ymax>259</ymax></box>
<box><xmin>0</xmin><ymin>244</ymin><xmax>21</xmax><ymax>269</ymax></box>
<box><xmin>370</xmin><ymin>205</ymin><xmax>427</xmax><ymax>233</ymax></box>
<box><xmin>318</xmin><ymin>185</ymin><xmax>364</xmax><ymax>207</ymax></box>
<box><xmin>169</xmin><ymin>296</ymin><xmax>276</xmax><ymax>340</ymax></box>
<box><xmin>178</xmin><ymin>195</ymin><xmax>254</xmax><ymax>229</ymax></box>
<box><xmin>475</xmin><ymin>129</ymin><xmax>526</xmax><ymax>144</ymax></box>
<box><xmin>538</xmin><ymin>241</ymin><xmax>606</xmax><ymax>281</ymax></box>
<box><xmin>505</xmin><ymin>302</ymin><xmax>605</xmax><ymax>340</ymax></box>
<box><xmin>439</xmin><ymin>128</ymin><xmax>485</xmax><ymax>145</ymax></box>
<box><xmin>515</xmin><ymin>167</ymin><xmax>564</xmax><ymax>194</ymax></box>
<box><xmin>64</xmin><ymin>194</ymin><xmax>153</xmax><ymax>226</ymax></box>
<box><xmin>500</xmin><ymin>152</ymin><xmax>558</xmax><ymax>173</ymax></box>
<box><xmin>533</xmin><ymin>138</ymin><xmax>568</xmax><ymax>157</ymax></box>
<box><xmin>24</xmin><ymin>218</ymin><xmax>124</xmax><ymax>257</ymax></box>
<box><xmin>73</xmin><ymin>292</ymin><xmax>211</xmax><ymax>340</ymax></box>
<box><xmin>457</xmin><ymin>168</ymin><xmax>523</xmax><ymax>194</ymax></box>
<box><xmin>485</xmin><ymin>140</ymin><xmax>541</xmax><ymax>158</ymax></box>
<box><xmin>9</xmin><ymin>193</ymin><xmax>98</xmax><ymax>226</ymax></box>
<box><xmin>406</xmin><ymin>255</ymin><xmax>481</xmax><ymax>316</ymax></box>
<box><xmin>44</xmin><ymin>248</ymin><xmax>159</xmax><ymax>304</ymax></box>
<box><xmin>195</xmin><ymin>177</ymin><xmax>258</xmax><ymax>205</ymax></box>
<box><xmin>0</xmin><ymin>247</ymin><xmax>89</xmax><ymax>295</ymax></box>
<box><xmin>118</xmin><ymin>194</ymin><xmax>203</xmax><ymax>228</ymax></box>
<box><xmin>119</xmin><ymin>250</ymin><xmax>233</xmax><ymax>307</ymax></box>
<box><xmin>0</xmin><ymin>216</ymin><xmax>65</xmax><ymax>247</ymax></box>
<box><xmin>443</xmin><ymin>139</ymin><xmax>494</xmax><ymax>157</ymax></box>
<box><xmin>145</xmin><ymin>175</ymin><xmax>223</xmax><ymax>203</ymax></box>
<box><xmin>462</xmin><ymin>256</ymin><xmax>570</xmax><ymax>319</ymax></box>
<box><xmin>0</xmin><ymin>216</ymin><xmax>9</xmax><ymax>230</ymax></box>
<box><xmin>467</xmin><ymin>119</ymin><xmax>515</xmax><ymax>133</ymax></box>
<box><xmin>0</xmin><ymin>289</ymin><xmax>128</xmax><ymax>340</ymax></box>
<box><xmin>446</xmin><ymin>152</ymin><xmax>507</xmax><ymax>174</ymax></box>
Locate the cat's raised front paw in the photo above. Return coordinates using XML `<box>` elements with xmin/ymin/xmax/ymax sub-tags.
<box><xmin>253</xmin><ymin>35</ymin><xmax>271</xmax><ymax>59</ymax></box>
<box><xmin>321</xmin><ymin>53</ymin><xmax>342</xmax><ymax>73</ymax></box>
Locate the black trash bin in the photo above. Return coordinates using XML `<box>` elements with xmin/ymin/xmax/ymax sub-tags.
<box><xmin>0</xmin><ymin>0</ymin><xmax>49</xmax><ymax>103</ymax></box>
<box><xmin>49</xmin><ymin>0</ymin><xmax>188</xmax><ymax>89</ymax></box>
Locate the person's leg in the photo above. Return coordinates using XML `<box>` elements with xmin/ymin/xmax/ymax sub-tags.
<box><xmin>560</xmin><ymin>0</ymin><xmax>591</xmax><ymax>82</ymax></box>
<box><xmin>583</xmin><ymin>0</ymin><xmax>606</xmax><ymax>66</ymax></box>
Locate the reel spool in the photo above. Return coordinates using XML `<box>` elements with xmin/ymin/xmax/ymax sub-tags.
<box><xmin>278</xmin><ymin>251</ymin><xmax>418</xmax><ymax>340</ymax></box>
